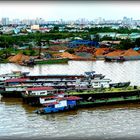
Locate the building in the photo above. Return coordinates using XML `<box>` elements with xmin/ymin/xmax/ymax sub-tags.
<box><xmin>1</xmin><ymin>17</ymin><xmax>9</xmax><ymax>25</ymax></box>
<box><xmin>31</xmin><ymin>25</ymin><xmax>40</xmax><ymax>30</ymax></box>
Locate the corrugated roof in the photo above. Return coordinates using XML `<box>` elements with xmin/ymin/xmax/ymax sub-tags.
<box><xmin>43</xmin><ymin>102</ymin><xmax>58</xmax><ymax>106</ymax></box>
<box><xmin>5</xmin><ymin>78</ymin><xmax>28</xmax><ymax>83</ymax></box>
<box><xmin>40</xmin><ymin>96</ymin><xmax>57</xmax><ymax>99</ymax></box>
<box><xmin>65</xmin><ymin>96</ymin><xmax>82</xmax><ymax>100</ymax></box>
<box><xmin>27</xmin><ymin>86</ymin><xmax>54</xmax><ymax>91</ymax></box>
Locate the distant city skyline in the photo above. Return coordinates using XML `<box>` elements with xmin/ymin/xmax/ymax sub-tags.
<box><xmin>1</xmin><ymin>1</ymin><xmax>140</xmax><ymax>21</ymax></box>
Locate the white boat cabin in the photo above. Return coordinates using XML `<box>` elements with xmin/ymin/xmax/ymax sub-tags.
<box><xmin>0</xmin><ymin>74</ymin><xmax>19</xmax><ymax>81</ymax></box>
<box><xmin>91</xmin><ymin>79</ymin><xmax>111</xmax><ymax>88</ymax></box>
<box><xmin>39</xmin><ymin>94</ymin><xmax>64</xmax><ymax>104</ymax></box>
<box><xmin>5</xmin><ymin>86</ymin><xmax>27</xmax><ymax>91</ymax></box>
<box><xmin>25</xmin><ymin>87</ymin><xmax>55</xmax><ymax>96</ymax></box>
<box><xmin>55</xmin><ymin>100</ymin><xmax>67</xmax><ymax>108</ymax></box>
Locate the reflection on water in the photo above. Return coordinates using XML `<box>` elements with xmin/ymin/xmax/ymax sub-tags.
<box><xmin>0</xmin><ymin>61</ymin><xmax>140</xmax><ymax>138</ymax></box>
<box><xmin>1</xmin><ymin>97</ymin><xmax>140</xmax><ymax>138</ymax></box>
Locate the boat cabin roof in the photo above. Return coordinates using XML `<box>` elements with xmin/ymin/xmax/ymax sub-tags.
<box><xmin>43</xmin><ymin>102</ymin><xmax>58</xmax><ymax>107</ymax></box>
<box><xmin>91</xmin><ymin>79</ymin><xmax>111</xmax><ymax>82</ymax></box>
<box><xmin>26</xmin><ymin>86</ymin><xmax>55</xmax><ymax>91</ymax></box>
<box><xmin>5</xmin><ymin>78</ymin><xmax>29</xmax><ymax>83</ymax></box>
<box><xmin>26</xmin><ymin>75</ymin><xmax>84</xmax><ymax>79</ymax></box>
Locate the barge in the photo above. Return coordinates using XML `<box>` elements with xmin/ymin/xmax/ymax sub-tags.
<box><xmin>1</xmin><ymin>71</ymin><xmax>140</xmax><ymax>113</ymax></box>
<box><xmin>34</xmin><ymin>86</ymin><xmax>140</xmax><ymax>114</ymax></box>
<box><xmin>0</xmin><ymin>71</ymin><xmax>106</xmax><ymax>98</ymax></box>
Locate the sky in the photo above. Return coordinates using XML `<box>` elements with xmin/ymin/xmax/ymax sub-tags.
<box><xmin>0</xmin><ymin>1</ymin><xmax>140</xmax><ymax>21</ymax></box>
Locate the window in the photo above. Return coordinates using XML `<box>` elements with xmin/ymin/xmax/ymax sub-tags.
<box><xmin>94</xmin><ymin>82</ymin><xmax>98</xmax><ymax>86</ymax></box>
<box><xmin>47</xmin><ymin>91</ymin><xmax>52</xmax><ymax>94</ymax></box>
<box><xmin>40</xmin><ymin>92</ymin><xmax>46</xmax><ymax>95</ymax></box>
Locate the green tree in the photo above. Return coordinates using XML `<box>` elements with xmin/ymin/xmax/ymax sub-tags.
<box><xmin>36</xmin><ymin>37</ymin><xmax>42</xmax><ymax>59</ymax></box>
<box><xmin>66</xmin><ymin>48</ymin><xmax>75</xmax><ymax>54</ymax></box>
<box><xmin>28</xmin><ymin>44</ymin><xmax>33</xmax><ymax>50</ymax></box>
<box><xmin>135</xmin><ymin>38</ymin><xmax>140</xmax><ymax>47</ymax></box>
<box><xmin>120</xmin><ymin>39</ymin><xmax>135</xmax><ymax>50</ymax></box>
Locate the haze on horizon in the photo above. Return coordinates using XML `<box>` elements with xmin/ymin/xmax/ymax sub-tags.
<box><xmin>0</xmin><ymin>1</ymin><xmax>140</xmax><ymax>21</ymax></box>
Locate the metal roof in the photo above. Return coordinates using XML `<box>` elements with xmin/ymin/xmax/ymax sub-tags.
<box><xmin>5</xmin><ymin>78</ymin><xmax>28</xmax><ymax>83</ymax></box>
<box><xmin>26</xmin><ymin>86</ymin><xmax>54</xmax><ymax>91</ymax></box>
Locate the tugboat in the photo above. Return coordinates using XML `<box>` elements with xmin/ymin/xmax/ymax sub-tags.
<box><xmin>105</xmin><ymin>56</ymin><xmax>125</xmax><ymax>62</ymax></box>
<box><xmin>35</xmin><ymin>96</ymin><xmax>82</xmax><ymax>114</ymax></box>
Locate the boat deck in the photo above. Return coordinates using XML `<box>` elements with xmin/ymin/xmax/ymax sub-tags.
<box><xmin>78</xmin><ymin>95</ymin><xmax>140</xmax><ymax>106</ymax></box>
<box><xmin>68</xmin><ymin>86</ymin><xmax>140</xmax><ymax>95</ymax></box>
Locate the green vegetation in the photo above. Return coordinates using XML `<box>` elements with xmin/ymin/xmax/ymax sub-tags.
<box><xmin>35</xmin><ymin>58</ymin><xmax>69</xmax><ymax>65</ymax></box>
<box><xmin>1</xmin><ymin>26</ymin><xmax>140</xmax><ymax>62</ymax></box>
<box><xmin>68</xmin><ymin>86</ymin><xmax>140</xmax><ymax>95</ymax></box>
<box><xmin>65</xmin><ymin>48</ymin><xmax>75</xmax><ymax>54</ymax></box>
<box><xmin>22</xmin><ymin>50</ymin><xmax>37</xmax><ymax>56</ymax></box>
<box><xmin>1</xmin><ymin>27</ymin><xmax>140</xmax><ymax>49</ymax></box>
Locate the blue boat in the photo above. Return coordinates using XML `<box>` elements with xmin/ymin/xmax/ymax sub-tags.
<box><xmin>35</xmin><ymin>96</ymin><xmax>82</xmax><ymax>114</ymax></box>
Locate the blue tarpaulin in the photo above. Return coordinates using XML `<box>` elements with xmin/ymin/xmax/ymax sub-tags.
<box><xmin>68</xmin><ymin>40</ymin><xmax>99</xmax><ymax>48</ymax></box>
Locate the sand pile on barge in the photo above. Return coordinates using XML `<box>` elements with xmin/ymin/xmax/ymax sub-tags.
<box><xmin>122</xmin><ymin>49</ymin><xmax>140</xmax><ymax>56</ymax></box>
<box><xmin>105</xmin><ymin>50</ymin><xmax>124</xmax><ymax>57</ymax></box>
<box><xmin>121</xmin><ymin>49</ymin><xmax>140</xmax><ymax>60</ymax></box>
<box><xmin>94</xmin><ymin>48</ymin><xmax>109</xmax><ymax>56</ymax></box>
<box><xmin>8</xmin><ymin>53</ymin><xmax>30</xmax><ymax>63</ymax></box>
<box><xmin>60</xmin><ymin>52</ymin><xmax>82</xmax><ymax>59</ymax></box>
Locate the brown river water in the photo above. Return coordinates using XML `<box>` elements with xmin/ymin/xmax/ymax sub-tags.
<box><xmin>0</xmin><ymin>60</ymin><xmax>140</xmax><ymax>139</ymax></box>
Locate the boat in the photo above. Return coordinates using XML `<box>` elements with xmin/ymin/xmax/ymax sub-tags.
<box><xmin>105</xmin><ymin>56</ymin><xmax>125</xmax><ymax>62</ymax></box>
<box><xmin>109</xmin><ymin>82</ymin><xmax>130</xmax><ymax>88</ymax></box>
<box><xmin>67</xmin><ymin>85</ymin><xmax>140</xmax><ymax>108</ymax></box>
<box><xmin>1</xmin><ymin>71</ymin><xmax>106</xmax><ymax>97</ymax></box>
<box><xmin>78</xmin><ymin>94</ymin><xmax>140</xmax><ymax>108</ymax></box>
<box><xmin>35</xmin><ymin>96</ymin><xmax>82</xmax><ymax>114</ymax></box>
<box><xmin>21</xmin><ymin>86</ymin><xmax>66</xmax><ymax>105</ymax></box>
<box><xmin>0</xmin><ymin>71</ymin><xmax>29</xmax><ymax>82</ymax></box>
<box><xmin>21</xmin><ymin>58</ymin><xmax>69</xmax><ymax>66</ymax></box>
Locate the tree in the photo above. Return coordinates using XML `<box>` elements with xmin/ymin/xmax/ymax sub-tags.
<box><xmin>36</xmin><ymin>37</ymin><xmax>42</xmax><ymax>59</ymax></box>
<box><xmin>101</xmin><ymin>35</ymin><xmax>113</xmax><ymax>41</ymax></box>
<box><xmin>66</xmin><ymin>48</ymin><xmax>75</xmax><ymax>54</ymax></box>
<box><xmin>135</xmin><ymin>38</ymin><xmax>140</xmax><ymax>47</ymax></box>
<box><xmin>28</xmin><ymin>44</ymin><xmax>33</xmax><ymax>50</ymax></box>
<box><xmin>93</xmin><ymin>34</ymin><xmax>100</xmax><ymax>42</ymax></box>
<box><xmin>30</xmin><ymin>50</ymin><xmax>36</xmax><ymax>56</ymax></box>
<box><xmin>120</xmin><ymin>39</ymin><xmax>135</xmax><ymax>50</ymax></box>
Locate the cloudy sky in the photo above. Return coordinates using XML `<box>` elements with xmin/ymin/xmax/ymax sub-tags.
<box><xmin>0</xmin><ymin>1</ymin><xmax>140</xmax><ymax>21</ymax></box>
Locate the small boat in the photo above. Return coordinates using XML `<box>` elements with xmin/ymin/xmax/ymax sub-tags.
<box><xmin>109</xmin><ymin>82</ymin><xmax>130</xmax><ymax>88</ymax></box>
<box><xmin>35</xmin><ymin>96</ymin><xmax>82</xmax><ymax>114</ymax></box>
<box><xmin>105</xmin><ymin>56</ymin><xmax>125</xmax><ymax>62</ymax></box>
<box><xmin>0</xmin><ymin>71</ymin><xmax>29</xmax><ymax>82</ymax></box>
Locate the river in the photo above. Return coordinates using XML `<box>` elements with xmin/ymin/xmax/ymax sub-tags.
<box><xmin>0</xmin><ymin>60</ymin><xmax>140</xmax><ymax>139</ymax></box>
